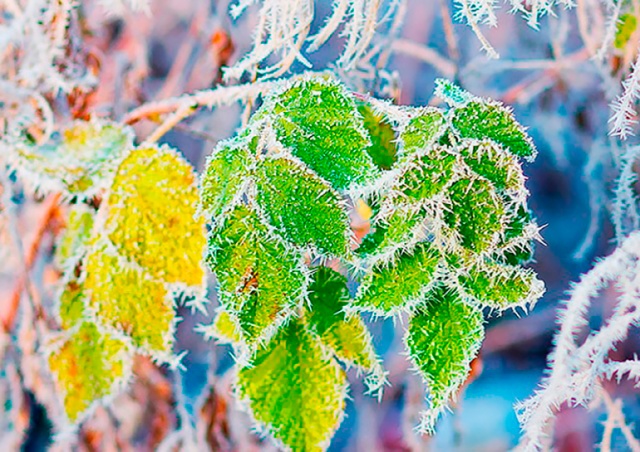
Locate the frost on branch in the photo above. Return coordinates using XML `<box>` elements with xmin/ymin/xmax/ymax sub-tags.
<box><xmin>517</xmin><ymin>232</ymin><xmax>640</xmax><ymax>451</ymax></box>
<box><xmin>199</xmin><ymin>73</ymin><xmax>542</xmax><ymax>448</ymax></box>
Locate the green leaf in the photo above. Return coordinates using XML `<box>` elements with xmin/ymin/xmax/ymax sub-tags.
<box><xmin>452</xmin><ymin>101</ymin><xmax>536</xmax><ymax>160</ymax></box>
<box><xmin>306</xmin><ymin>268</ymin><xmax>383</xmax><ymax>381</ymax></box>
<box><xmin>393</xmin><ymin>145</ymin><xmax>456</xmax><ymax>202</ymax></box>
<box><xmin>265</xmin><ymin>75</ymin><xmax>379</xmax><ymax>190</ymax></box>
<box><xmin>358</xmin><ymin>206</ymin><xmax>427</xmax><ymax>261</ymax></box>
<box><xmin>458</xmin><ymin>261</ymin><xmax>544</xmax><ymax>310</ymax></box>
<box><xmin>405</xmin><ymin>286</ymin><xmax>484</xmax><ymax>433</ymax></box>
<box><xmin>200</xmin><ymin>137</ymin><xmax>253</xmax><ymax>219</ymax></box>
<box><xmin>459</xmin><ymin>140</ymin><xmax>524</xmax><ymax>192</ymax></box>
<box><xmin>357</xmin><ymin>102</ymin><xmax>398</xmax><ymax>170</ymax></box>
<box><xmin>48</xmin><ymin>322</ymin><xmax>132</xmax><ymax>423</ymax></box>
<box><xmin>83</xmin><ymin>241</ymin><xmax>175</xmax><ymax>358</ymax></box>
<box><xmin>206</xmin><ymin>307</ymin><xmax>243</xmax><ymax>344</ymax></box>
<box><xmin>55</xmin><ymin>204</ymin><xmax>95</xmax><ymax>271</ymax></box>
<box><xmin>615</xmin><ymin>14</ymin><xmax>637</xmax><ymax>50</ymax></box>
<box><xmin>354</xmin><ymin>243</ymin><xmax>440</xmax><ymax>316</ymax></box>
<box><xmin>12</xmin><ymin>121</ymin><xmax>133</xmax><ymax>197</ymax></box>
<box><xmin>105</xmin><ymin>145</ymin><xmax>206</xmax><ymax>291</ymax></box>
<box><xmin>443</xmin><ymin>178</ymin><xmax>504</xmax><ymax>253</ymax></box>
<box><xmin>256</xmin><ymin>156</ymin><xmax>351</xmax><ymax>256</ymax></box>
<box><xmin>207</xmin><ymin>204</ymin><xmax>307</xmax><ymax>344</ymax></box>
<box><xmin>57</xmin><ymin>280</ymin><xmax>86</xmax><ymax>330</ymax></box>
<box><xmin>236</xmin><ymin>320</ymin><xmax>347</xmax><ymax>451</ymax></box>
<box><xmin>399</xmin><ymin>109</ymin><xmax>446</xmax><ymax>154</ymax></box>
<box><xmin>434</xmin><ymin>79</ymin><xmax>475</xmax><ymax>108</ymax></box>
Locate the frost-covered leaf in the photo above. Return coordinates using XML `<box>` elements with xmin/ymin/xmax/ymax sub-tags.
<box><xmin>105</xmin><ymin>145</ymin><xmax>206</xmax><ymax>290</ymax></box>
<box><xmin>357</xmin><ymin>102</ymin><xmax>398</xmax><ymax>170</ymax></box>
<box><xmin>236</xmin><ymin>320</ymin><xmax>347</xmax><ymax>451</ymax></box>
<box><xmin>459</xmin><ymin>140</ymin><xmax>524</xmax><ymax>192</ymax></box>
<box><xmin>354</xmin><ymin>243</ymin><xmax>440</xmax><ymax>316</ymax></box>
<box><xmin>12</xmin><ymin>121</ymin><xmax>133</xmax><ymax>197</ymax></box>
<box><xmin>306</xmin><ymin>267</ymin><xmax>382</xmax><ymax>380</ymax></box>
<box><xmin>55</xmin><ymin>204</ymin><xmax>95</xmax><ymax>271</ymax></box>
<box><xmin>200</xmin><ymin>137</ymin><xmax>252</xmax><ymax>219</ymax></box>
<box><xmin>207</xmin><ymin>204</ymin><xmax>306</xmax><ymax>344</ymax></box>
<box><xmin>57</xmin><ymin>280</ymin><xmax>86</xmax><ymax>330</ymax></box>
<box><xmin>48</xmin><ymin>322</ymin><xmax>132</xmax><ymax>423</ymax></box>
<box><xmin>265</xmin><ymin>76</ymin><xmax>379</xmax><ymax>190</ymax></box>
<box><xmin>83</xmin><ymin>241</ymin><xmax>175</xmax><ymax>357</ymax></box>
<box><xmin>256</xmin><ymin>156</ymin><xmax>351</xmax><ymax>256</ymax></box>
<box><xmin>458</xmin><ymin>261</ymin><xmax>544</xmax><ymax>310</ymax></box>
<box><xmin>434</xmin><ymin>79</ymin><xmax>475</xmax><ymax>108</ymax></box>
<box><xmin>399</xmin><ymin>109</ymin><xmax>446</xmax><ymax>154</ymax></box>
<box><xmin>452</xmin><ymin>101</ymin><xmax>536</xmax><ymax>160</ymax></box>
<box><xmin>393</xmin><ymin>145</ymin><xmax>456</xmax><ymax>202</ymax></box>
<box><xmin>358</xmin><ymin>206</ymin><xmax>427</xmax><ymax>261</ymax></box>
<box><xmin>405</xmin><ymin>286</ymin><xmax>484</xmax><ymax>433</ymax></box>
<box><xmin>443</xmin><ymin>178</ymin><xmax>504</xmax><ymax>252</ymax></box>
<box><xmin>208</xmin><ymin>307</ymin><xmax>243</xmax><ymax>344</ymax></box>
<box><xmin>615</xmin><ymin>14</ymin><xmax>637</xmax><ymax>50</ymax></box>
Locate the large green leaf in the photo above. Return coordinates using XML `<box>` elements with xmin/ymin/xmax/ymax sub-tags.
<box><xmin>256</xmin><ymin>156</ymin><xmax>351</xmax><ymax>257</ymax></box>
<box><xmin>265</xmin><ymin>76</ymin><xmax>379</xmax><ymax>190</ymax></box>
<box><xmin>207</xmin><ymin>204</ymin><xmax>307</xmax><ymax>344</ymax></box>
<box><xmin>354</xmin><ymin>243</ymin><xmax>440</xmax><ymax>315</ymax></box>
<box><xmin>392</xmin><ymin>145</ymin><xmax>456</xmax><ymax>202</ymax></box>
<box><xmin>236</xmin><ymin>320</ymin><xmax>347</xmax><ymax>451</ymax></box>
<box><xmin>405</xmin><ymin>286</ymin><xmax>484</xmax><ymax>433</ymax></box>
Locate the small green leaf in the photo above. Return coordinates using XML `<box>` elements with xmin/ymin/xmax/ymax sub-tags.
<box><xmin>359</xmin><ymin>207</ymin><xmax>427</xmax><ymax>261</ymax></box>
<box><xmin>394</xmin><ymin>145</ymin><xmax>456</xmax><ymax>201</ymax></box>
<box><xmin>256</xmin><ymin>156</ymin><xmax>351</xmax><ymax>256</ymax></box>
<box><xmin>615</xmin><ymin>14</ymin><xmax>637</xmax><ymax>50</ymax></box>
<box><xmin>208</xmin><ymin>307</ymin><xmax>243</xmax><ymax>344</ymax></box>
<box><xmin>459</xmin><ymin>140</ymin><xmax>523</xmax><ymax>192</ymax></box>
<box><xmin>48</xmin><ymin>322</ymin><xmax>132</xmax><ymax>423</ymax></box>
<box><xmin>452</xmin><ymin>101</ymin><xmax>536</xmax><ymax>160</ymax></box>
<box><xmin>405</xmin><ymin>286</ymin><xmax>484</xmax><ymax>433</ymax></box>
<box><xmin>357</xmin><ymin>102</ymin><xmax>398</xmax><ymax>170</ymax></box>
<box><xmin>55</xmin><ymin>204</ymin><xmax>95</xmax><ymax>271</ymax></box>
<box><xmin>443</xmin><ymin>178</ymin><xmax>504</xmax><ymax>253</ymax></box>
<box><xmin>434</xmin><ymin>79</ymin><xmax>475</xmax><ymax>107</ymax></box>
<box><xmin>200</xmin><ymin>137</ymin><xmax>253</xmax><ymax>219</ymax></box>
<box><xmin>355</xmin><ymin>243</ymin><xmax>440</xmax><ymax>315</ymax></box>
<box><xmin>207</xmin><ymin>204</ymin><xmax>307</xmax><ymax>344</ymax></box>
<box><xmin>399</xmin><ymin>109</ymin><xmax>446</xmax><ymax>154</ymax></box>
<box><xmin>236</xmin><ymin>320</ymin><xmax>347</xmax><ymax>451</ymax></box>
<box><xmin>307</xmin><ymin>268</ymin><xmax>383</xmax><ymax>377</ymax></box>
<box><xmin>12</xmin><ymin>121</ymin><xmax>133</xmax><ymax>197</ymax></box>
<box><xmin>458</xmin><ymin>261</ymin><xmax>544</xmax><ymax>310</ymax></box>
<box><xmin>57</xmin><ymin>280</ymin><xmax>86</xmax><ymax>330</ymax></box>
<box><xmin>265</xmin><ymin>76</ymin><xmax>379</xmax><ymax>190</ymax></box>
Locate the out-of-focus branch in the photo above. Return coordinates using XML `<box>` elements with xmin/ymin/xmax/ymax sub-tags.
<box><xmin>1</xmin><ymin>192</ymin><xmax>62</xmax><ymax>334</ymax></box>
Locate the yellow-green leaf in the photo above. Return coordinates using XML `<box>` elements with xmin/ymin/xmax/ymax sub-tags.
<box><xmin>237</xmin><ymin>320</ymin><xmax>347</xmax><ymax>451</ymax></box>
<box><xmin>48</xmin><ymin>322</ymin><xmax>132</xmax><ymax>423</ymax></box>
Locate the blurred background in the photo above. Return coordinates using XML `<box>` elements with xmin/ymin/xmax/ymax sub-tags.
<box><xmin>1</xmin><ymin>0</ymin><xmax>637</xmax><ymax>450</ymax></box>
